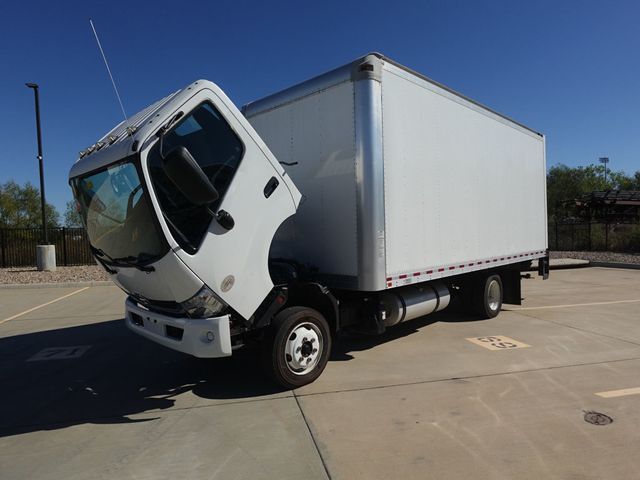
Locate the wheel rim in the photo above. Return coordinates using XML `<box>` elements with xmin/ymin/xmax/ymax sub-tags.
<box><xmin>284</xmin><ymin>321</ymin><xmax>323</xmax><ymax>375</ymax></box>
<box><xmin>487</xmin><ymin>279</ymin><xmax>501</xmax><ymax>311</ymax></box>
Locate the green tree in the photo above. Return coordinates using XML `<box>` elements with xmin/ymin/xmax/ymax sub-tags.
<box><xmin>63</xmin><ymin>200</ymin><xmax>83</xmax><ymax>227</ymax></box>
<box><xmin>0</xmin><ymin>180</ymin><xmax>60</xmax><ymax>228</ymax></box>
<box><xmin>547</xmin><ymin>164</ymin><xmax>639</xmax><ymax>220</ymax></box>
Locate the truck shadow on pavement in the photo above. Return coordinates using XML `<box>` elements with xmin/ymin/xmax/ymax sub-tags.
<box><xmin>332</xmin><ymin>305</ymin><xmax>488</xmax><ymax>361</ymax></box>
<box><xmin>0</xmin><ymin>306</ymin><xmax>487</xmax><ymax>438</ymax></box>
<box><xmin>0</xmin><ymin>319</ymin><xmax>284</xmax><ymax>438</ymax></box>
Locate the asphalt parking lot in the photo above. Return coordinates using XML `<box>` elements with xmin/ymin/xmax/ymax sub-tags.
<box><xmin>1</xmin><ymin>267</ymin><xmax>639</xmax><ymax>480</ymax></box>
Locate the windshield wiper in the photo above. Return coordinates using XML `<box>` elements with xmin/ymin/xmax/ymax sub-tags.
<box><xmin>111</xmin><ymin>256</ymin><xmax>155</xmax><ymax>273</ymax></box>
<box><xmin>89</xmin><ymin>245</ymin><xmax>118</xmax><ymax>275</ymax></box>
<box><xmin>90</xmin><ymin>245</ymin><xmax>155</xmax><ymax>273</ymax></box>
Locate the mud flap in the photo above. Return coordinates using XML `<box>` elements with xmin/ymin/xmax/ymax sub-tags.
<box><xmin>538</xmin><ymin>252</ymin><xmax>550</xmax><ymax>280</ymax></box>
<box><xmin>502</xmin><ymin>270</ymin><xmax>522</xmax><ymax>305</ymax></box>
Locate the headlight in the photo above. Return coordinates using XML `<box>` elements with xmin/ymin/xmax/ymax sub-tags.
<box><xmin>181</xmin><ymin>285</ymin><xmax>227</xmax><ymax>318</ymax></box>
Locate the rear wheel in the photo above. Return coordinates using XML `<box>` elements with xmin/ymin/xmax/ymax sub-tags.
<box><xmin>473</xmin><ymin>274</ymin><xmax>503</xmax><ymax>319</ymax></box>
<box><xmin>263</xmin><ymin>307</ymin><xmax>332</xmax><ymax>389</ymax></box>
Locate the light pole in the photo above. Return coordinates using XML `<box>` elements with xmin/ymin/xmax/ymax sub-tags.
<box><xmin>26</xmin><ymin>83</ymin><xmax>55</xmax><ymax>271</ymax></box>
<box><xmin>25</xmin><ymin>83</ymin><xmax>48</xmax><ymax>244</ymax></box>
<box><xmin>599</xmin><ymin>156</ymin><xmax>610</xmax><ymax>186</ymax></box>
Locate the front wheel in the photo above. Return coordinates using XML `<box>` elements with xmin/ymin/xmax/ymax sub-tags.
<box><xmin>263</xmin><ymin>307</ymin><xmax>332</xmax><ymax>389</ymax></box>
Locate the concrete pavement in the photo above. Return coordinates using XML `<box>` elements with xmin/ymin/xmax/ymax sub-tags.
<box><xmin>1</xmin><ymin>267</ymin><xmax>639</xmax><ymax>479</ymax></box>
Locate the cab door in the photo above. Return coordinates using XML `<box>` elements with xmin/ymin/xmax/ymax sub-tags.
<box><xmin>141</xmin><ymin>82</ymin><xmax>301</xmax><ymax>319</ymax></box>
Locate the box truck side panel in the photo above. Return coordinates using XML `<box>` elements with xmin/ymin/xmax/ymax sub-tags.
<box><xmin>248</xmin><ymin>81</ymin><xmax>359</xmax><ymax>280</ymax></box>
<box><xmin>381</xmin><ymin>63</ymin><xmax>547</xmax><ymax>278</ymax></box>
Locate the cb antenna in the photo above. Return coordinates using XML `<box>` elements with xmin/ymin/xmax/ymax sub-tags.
<box><xmin>89</xmin><ymin>19</ymin><xmax>133</xmax><ymax>134</ymax></box>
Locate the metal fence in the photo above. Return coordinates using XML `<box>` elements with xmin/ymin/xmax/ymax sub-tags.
<box><xmin>2</xmin><ymin>223</ymin><xmax>638</xmax><ymax>268</ymax></box>
<box><xmin>0</xmin><ymin>227</ymin><xmax>94</xmax><ymax>268</ymax></box>
<box><xmin>549</xmin><ymin>221</ymin><xmax>640</xmax><ymax>253</ymax></box>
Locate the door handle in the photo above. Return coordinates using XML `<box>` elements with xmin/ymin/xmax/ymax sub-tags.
<box><xmin>264</xmin><ymin>176</ymin><xmax>279</xmax><ymax>198</ymax></box>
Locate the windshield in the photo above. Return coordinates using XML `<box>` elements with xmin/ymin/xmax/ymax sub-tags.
<box><xmin>147</xmin><ymin>102</ymin><xmax>244</xmax><ymax>253</ymax></box>
<box><xmin>71</xmin><ymin>159</ymin><xmax>168</xmax><ymax>264</ymax></box>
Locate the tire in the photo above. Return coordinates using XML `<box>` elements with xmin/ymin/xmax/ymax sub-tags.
<box><xmin>263</xmin><ymin>307</ymin><xmax>332</xmax><ymax>389</ymax></box>
<box><xmin>473</xmin><ymin>274</ymin><xmax>503</xmax><ymax>319</ymax></box>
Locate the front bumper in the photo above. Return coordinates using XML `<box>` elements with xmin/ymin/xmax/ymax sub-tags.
<box><xmin>125</xmin><ymin>298</ymin><xmax>232</xmax><ymax>358</ymax></box>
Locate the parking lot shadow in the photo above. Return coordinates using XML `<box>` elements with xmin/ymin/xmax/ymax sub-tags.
<box><xmin>0</xmin><ymin>319</ymin><xmax>285</xmax><ymax>438</ymax></box>
<box><xmin>0</xmin><ymin>302</ymin><xmax>493</xmax><ymax>438</ymax></box>
<box><xmin>332</xmin><ymin>303</ymin><xmax>489</xmax><ymax>361</ymax></box>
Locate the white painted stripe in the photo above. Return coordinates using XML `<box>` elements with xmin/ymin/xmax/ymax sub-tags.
<box><xmin>506</xmin><ymin>299</ymin><xmax>640</xmax><ymax>311</ymax></box>
<box><xmin>0</xmin><ymin>287</ymin><xmax>90</xmax><ymax>325</ymax></box>
<box><xmin>596</xmin><ymin>387</ymin><xmax>640</xmax><ymax>398</ymax></box>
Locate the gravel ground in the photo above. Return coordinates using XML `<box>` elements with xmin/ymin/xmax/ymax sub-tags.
<box><xmin>1</xmin><ymin>252</ymin><xmax>637</xmax><ymax>285</ymax></box>
<box><xmin>551</xmin><ymin>250</ymin><xmax>640</xmax><ymax>265</ymax></box>
<box><xmin>0</xmin><ymin>265</ymin><xmax>110</xmax><ymax>285</ymax></box>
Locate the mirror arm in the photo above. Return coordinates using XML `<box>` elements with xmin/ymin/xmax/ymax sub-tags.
<box><xmin>207</xmin><ymin>207</ymin><xmax>235</xmax><ymax>231</ymax></box>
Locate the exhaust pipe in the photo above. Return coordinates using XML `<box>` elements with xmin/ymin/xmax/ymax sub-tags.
<box><xmin>380</xmin><ymin>282</ymin><xmax>450</xmax><ymax>327</ymax></box>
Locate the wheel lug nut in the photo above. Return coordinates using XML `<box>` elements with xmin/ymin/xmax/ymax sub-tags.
<box><xmin>303</xmin><ymin>337</ymin><xmax>308</xmax><ymax>343</ymax></box>
<box><xmin>312</xmin><ymin>348</ymin><xmax>317</xmax><ymax>354</ymax></box>
<box><xmin>299</xmin><ymin>357</ymin><xmax>304</xmax><ymax>363</ymax></box>
<box><xmin>296</xmin><ymin>347</ymin><xmax>301</xmax><ymax>353</ymax></box>
<box><xmin>310</xmin><ymin>338</ymin><xmax>316</xmax><ymax>343</ymax></box>
<box><xmin>306</xmin><ymin>358</ymin><xmax>311</xmax><ymax>363</ymax></box>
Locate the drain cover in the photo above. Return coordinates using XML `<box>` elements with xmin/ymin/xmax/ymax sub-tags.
<box><xmin>584</xmin><ymin>411</ymin><xmax>613</xmax><ymax>426</ymax></box>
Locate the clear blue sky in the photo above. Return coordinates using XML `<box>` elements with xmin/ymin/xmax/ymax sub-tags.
<box><xmin>2</xmin><ymin>0</ymin><xmax>638</xmax><ymax>216</ymax></box>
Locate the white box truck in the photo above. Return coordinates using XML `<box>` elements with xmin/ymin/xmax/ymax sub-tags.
<box><xmin>69</xmin><ymin>53</ymin><xmax>548</xmax><ymax>388</ymax></box>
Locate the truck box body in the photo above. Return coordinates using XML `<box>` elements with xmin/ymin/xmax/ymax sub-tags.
<box><xmin>243</xmin><ymin>53</ymin><xmax>547</xmax><ymax>292</ymax></box>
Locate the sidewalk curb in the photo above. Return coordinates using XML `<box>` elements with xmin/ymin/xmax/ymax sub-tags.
<box><xmin>528</xmin><ymin>260</ymin><xmax>591</xmax><ymax>272</ymax></box>
<box><xmin>0</xmin><ymin>281</ymin><xmax>113</xmax><ymax>289</ymax></box>
<box><xmin>590</xmin><ymin>262</ymin><xmax>640</xmax><ymax>270</ymax></box>
<box><xmin>550</xmin><ymin>260</ymin><xmax>591</xmax><ymax>270</ymax></box>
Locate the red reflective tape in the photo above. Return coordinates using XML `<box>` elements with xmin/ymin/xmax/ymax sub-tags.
<box><xmin>477</xmin><ymin>261</ymin><xmax>483</xmax><ymax>264</ymax></box>
<box><xmin>437</xmin><ymin>268</ymin><xmax>445</xmax><ymax>272</ymax></box>
<box><xmin>469</xmin><ymin>262</ymin><xmax>475</xmax><ymax>266</ymax></box>
<box><xmin>399</xmin><ymin>274</ymin><xmax>407</xmax><ymax>279</ymax></box>
<box><xmin>492</xmin><ymin>259</ymin><xmax>498</xmax><ymax>262</ymax></box>
<box><xmin>386</xmin><ymin>277</ymin><xmax>392</xmax><ymax>282</ymax></box>
<box><xmin>459</xmin><ymin>265</ymin><xmax>465</xmax><ymax>268</ymax></box>
<box><xmin>426</xmin><ymin>270</ymin><xmax>433</xmax><ymax>274</ymax></box>
<box><xmin>449</xmin><ymin>266</ymin><xmax>455</xmax><ymax>270</ymax></box>
<box><xmin>500</xmin><ymin>258</ymin><xmax>505</xmax><ymax>261</ymax></box>
<box><xmin>507</xmin><ymin>256</ymin><xmax>511</xmax><ymax>259</ymax></box>
<box><xmin>387</xmin><ymin>282</ymin><xmax>392</xmax><ymax>287</ymax></box>
<box><xmin>413</xmin><ymin>272</ymin><xmax>421</xmax><ymax>277</ymax></box>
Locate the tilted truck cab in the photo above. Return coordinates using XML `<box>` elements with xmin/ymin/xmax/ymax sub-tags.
<box><xmin>69</xmin><ymin>81</ymin><xmax>301</xmax><ymax>358</ymax></box>
<box><xmin>69</xmin><ymin>54</ymin><xmax>549</xmax><ymax>388</ymax></box>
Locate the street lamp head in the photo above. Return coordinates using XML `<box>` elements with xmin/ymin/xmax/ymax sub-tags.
<box><xmin>25</xmin><ymin>83</ymin><xmax>39</xmax><ymax>89</ymax></box>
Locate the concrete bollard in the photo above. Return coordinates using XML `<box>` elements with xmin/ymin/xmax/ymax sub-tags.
<box><xmin>36</xmin><ymin>245</ymin><xmax>57</xmax><ymax>272</ymax></box>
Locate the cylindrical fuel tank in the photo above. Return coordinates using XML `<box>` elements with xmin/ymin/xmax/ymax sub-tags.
<box><xmin>380</xmin><ymin>282</ymin><xmax>450</xmax><ymax>327</ymax></box>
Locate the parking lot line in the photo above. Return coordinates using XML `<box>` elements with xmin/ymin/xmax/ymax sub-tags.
<box><xmin>0</xmin><ymin>287</ymin><xmax>90</xmax><ymax>325</ymax></box>
<box><xmin>595</xmin><ymin>387</ymin><xmax>640</xmax><ymax>398</ymax></box>
<box><xmin>506</xmin><ymin>298</ymin><xmax>640</xmax><ymax>311</ymax></box>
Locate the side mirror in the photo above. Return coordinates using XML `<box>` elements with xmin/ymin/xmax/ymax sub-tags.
<box><xmin>162</xmin><ymin>146</ymin><xmax>219</xmax><ymax>205</ymax></box>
